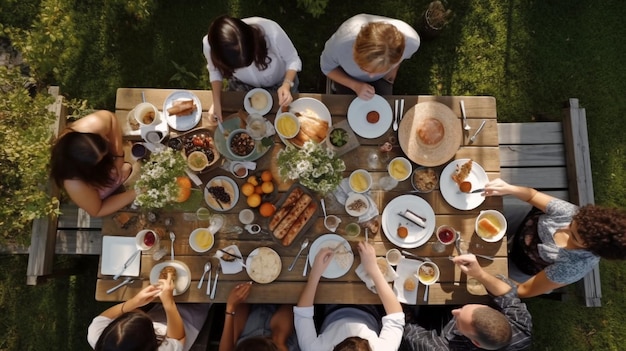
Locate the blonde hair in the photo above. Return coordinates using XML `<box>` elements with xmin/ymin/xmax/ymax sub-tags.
<box><xmin>353</xmin><ymin>22</ymin><xmax>405</xmax><ymax>73</ymax></box>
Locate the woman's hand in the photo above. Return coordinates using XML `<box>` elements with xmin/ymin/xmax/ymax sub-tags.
<box><xmin>158</xmin><ymin>272</ymin><xmax>175</xmax><ymax>304</ymax></box>
<box><xmin>226</xmin><ymin>282</ymin><xmax>252</xmax><ymax>309</ymax></box>
<box><xmin>357</xmin><ymin>242</ymin><xmax>379</xmax><ymax>276</ymax></box>
<box><xmin>354</xmin><ymin>82</ymin><xmax>375</xmax><ymax>100</ymax></box>
<box><xmin>484</xmin><ymin>178</ymin><xmax>514</xmax><ymax>197</ymax></box>
<box><xmin>129</xmin><ymin>284</ymin><xmax>162</xmax><ymax>308</ymax></box>
<box><xmin>310</xmin><ymin>247</ymin><xmax>334</xmax><ymax>278</ymax></box>
<box><xmin>277</xmin><ymin>84</ymin><xmax>293</xmax><ymax>107</ymax></box>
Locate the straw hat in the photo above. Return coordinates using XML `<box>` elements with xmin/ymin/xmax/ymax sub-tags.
<box><xmin>398</xmin><ymin>101</ymin><xmax>462</xmax><ymax>166</ymax></box>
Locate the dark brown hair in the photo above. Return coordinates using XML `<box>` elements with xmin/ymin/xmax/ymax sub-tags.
<box><xmin>208</xmin><ymin>15</ymin><xmax>271</xmax><ymax>78</ymax></box>
<box><xmin>235</xmin><ymin>336</ymin><xmax>279</xmax><ymax>351</ymax></box>
<box><xmin>50</xmin><ymin>131</ymin><xmax>116</xmax><ymax>188</ymax></box>
<box><xmin>95</xmin><ymin>311</ymin><xmax>164</xmax><ymax>351</ymax></box>
<box><xmin>574</xmin><ymin>205</ymin><xmax>626</xmax><ymax>259</ymax></box>
<box><xmin>471</xmin><ymin>306</ymin><xmax>512</xmax><ymax>350</ymax></box>
<box><xmin>333</xmin><ymin>336</ymin><xmax>372</xmax><ymax>351</ymax></box>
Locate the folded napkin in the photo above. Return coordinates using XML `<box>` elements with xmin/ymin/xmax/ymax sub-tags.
<box><xmin>355</xmin><ymin>259</ymin><xmax>399</xmax><ymax>294</ymax></box>
<box><xmin>333</xmin><ymin>178</ymin><xmax>379</xmax><ymax>222</ymax></box>
<box><xmin>393</xmin><ymin>258</ymin><xmax>422</xmax><ymax>304</ymax></box>
<box><xmin>263</xmin><ymin>120</ymin><xmax>276</xmax><ymax>137</ymax></box>
<box><xmin>214</xmin><ymin>245</ymin><xmax>244</xmax><ymax>274</ymax></box>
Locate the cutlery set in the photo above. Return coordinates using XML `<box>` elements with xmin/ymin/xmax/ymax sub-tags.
<box><xmin>392</xmin><ymin>99</ymin><xmax>405</xmax><ymax>131</ymax></box>
<box><xmin>460</xmin><ymin>100</ymin><xmax>487</xmax><ymax>144</ymax></box>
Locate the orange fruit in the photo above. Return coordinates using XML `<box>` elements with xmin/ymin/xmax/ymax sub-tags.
<box><xmin>175</xmin><ymin>176</ymin><xmax>192</xmax><ymax>202</ymax></box>
<box><xmin>261</xmin><ymin>170</ymin><xmax>273</xmax><ymax>182</ymax></box>
<box><xmin>261</xmin><ymin>181</ymin><xmax>274</xmax><ymax>194</ymax></box>
<box><xmin>247</xmin><ymin>176</ymin><xmax>259</xmax><ymax>186</ymax></box>
<box><xmin>247</xmin><ymin>193</ymin><xmax>262</xmax><ymax>208</ymax></box>
<box><xmin>259</xmin><ymin>202</ymin><xmax>276</xmax><ymax>217</ymax></box>
<box><xmin>241</xmin><ymin>183</ymin><xmax>255</xmax><ymax>197</ymax></box>
<box><xmin>254</xmin><ymin>185</ymin><xmax>264</xmax><ymax>195</ymax></box>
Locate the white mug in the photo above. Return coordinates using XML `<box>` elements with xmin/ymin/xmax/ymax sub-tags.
<box><xmin>244</xmin><ymin>223</ymin><xmax>261</xmax><ymax>235</ymax></box>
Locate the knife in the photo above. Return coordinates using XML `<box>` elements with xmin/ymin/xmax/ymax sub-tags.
<box><xmin>113</xmin><ymin>249</ymin><xmax>141</xmax><ymax>280</ymax></box>
<box><xmin>184</xmin><ymin>168</ymin><xmax>203</xmax><ymax>187</ymax></box>
<box><xmin>470</xmin><ymin>188</ymin><xmax>485</xmax><ymax>194</ymax></box>
<box><xmin>218</xmin><ymin>248</ymin><xmax>243</xmax><ymax>260</ymax></box>
<box><xmin>107</xmin><ymin>277</ymin><xmax>134</xmax><ymax>294</ymax></box>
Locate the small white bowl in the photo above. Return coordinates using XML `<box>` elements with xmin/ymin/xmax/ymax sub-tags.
<box><xmin>345</xmin><ymin>192</ymin><xmax>369</xmax><ymax>217</ymax></box>
<box><xmin>226</xmin><ymin>129</ymin><xmax>256</xmax><ymax>160</ymax></box>
<box><xmin>417</xmin><ymin>261</ymin><xmax>440</xmax><ymax>285</ymax></box>
<box><xmin>475</xmin><ymin>210</ymin><xmax>507</xmax><ymax>242</ymax></box>
<box><xmin>133</xmin><ymin>102</ymin><xmax>160</xmax><ymax>127</ymax></box>
<box><xmin>136</xmin><ymin>229</ymin><xmax>159</xmax><ymax>251</ymax></box>
<box><xmin>275</xmin><ymin>112</ymin><xmax>300</xmax><ymax>139</ymax></box>
<box><xmin>189</xmin><ymin>228</ymin><xmax>215</xmax><ymax>253</ymax></box>
<box><xmin>349</xmin><ymin>169</ymin><xmax>372</xmax><ymax>193</ymax></box>
<box><xmin>388</xmin><ymin>157</ymin><xmax>412</xmax><ymax>181</ymax></box>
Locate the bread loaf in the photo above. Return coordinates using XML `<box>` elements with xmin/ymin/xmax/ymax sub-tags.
<box><xmin>272</xmin><ymin>194</ymin><xmax>312</xmax><ymax>239</ymax></box>
<box><xmin>282</xmin><ymin>202</ymin><xmax>316</xmax><ymax>246</ymax></box>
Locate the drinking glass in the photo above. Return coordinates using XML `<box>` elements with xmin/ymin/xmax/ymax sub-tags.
<box><xmin>379</xmin><ymin>176</ymin><xmax>398</xmax><ymax>191</ymax></box>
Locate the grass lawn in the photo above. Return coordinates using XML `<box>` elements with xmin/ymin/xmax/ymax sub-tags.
<box><xmin>1</xmin><ymin>0</ymin><xmax>625</xmax><ymax>350</ymax></box>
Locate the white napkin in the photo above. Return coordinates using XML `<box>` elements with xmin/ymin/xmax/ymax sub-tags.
<box><xmin>355</xmin><ymin>260</ymin><xmax>399</xmax><ymax>294</ymax></box>
<box><xmin>263</xmin><ymin>120</ymin><xmax>276</xmax><ymax>137</ymax></box>
<box><xmin>393</xmin><ymin>258</ymin><xmax>422</xmax><ymax>304</ymax></box>
<box><xmin>333</xmin><ymin>178</ymin><xmax>379</xmax><ymax>222</ymax></box>
<box><xmin>214</xmin><ymin>245</ymin><xmax>244</xmax><ymax>274</ymax></box>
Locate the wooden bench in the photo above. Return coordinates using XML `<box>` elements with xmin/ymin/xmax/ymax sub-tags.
<box><xmin>25</xmin><ymin>87</ymin><xmax>103</xmax><ymax>285</ymax></box>
<box><xmin>498</xmin><ymin>98</ymin><xmax>600</xmax><ymax>307</ymax></box>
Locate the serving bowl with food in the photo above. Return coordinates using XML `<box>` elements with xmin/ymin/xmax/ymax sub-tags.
<box><xmin>173</xmin><ymin>129</ymin><xmax>220</xmax><ymax>173</ymax></box>
<box><xmin>227</xmin><ymin>129</ymin><xmax>256</xmax><ymax>160</ymax></box>
<box><xmin>349</xmin><ymin>169</ymin><xmax>372</xmax><ymax>193</ymax></box>
<box><xmin>275</xmin><ymin>112</ymin><xmax>300</xmax><ymax>139</ymax></box>
<box><xmin>388</xmin><ymin>157</ymin><xmax>412</xmax><ymax>182</ymax></box>
<box><xmin>278</xmin><ymin>97</ymin><xmax>332</xmax><ymax>148</ymax></box>
<box><xmin>474</xmin><ymin>209</ymin><xmax>507</xmax><ymax>242</ymax></box>
<box><xmin>189</xmin><ymin>228</ymin><xmax>215</xmax><ymax>253</ymax></box>
<box><xmin>244</xmin><ymin>88</ymin><xmax>273</xmax><ymax>115</ymax></box>
<box><xmin>411</xmin><ymin>167</ymin><xmax>438</xmax><ymax>193</ymax></box>
<box><xmin>417</xmin><ymin>261</ymin><xmax>440</xmax><ymax>285</ymax></box>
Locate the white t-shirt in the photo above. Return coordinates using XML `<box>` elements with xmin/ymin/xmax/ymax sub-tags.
<box><xmin>87</xmin><ymin>316</ymin><xmax>183</xmax><ymax>351</ymax></box>
<box><xmin>320</xmin><ymin>14</ymin><xmax>420</xmax><ymax>82</ymax></box>
<box><xmin>293</xmin><ymin>306</ymin><xmax>405</xmax><ymax>351</ymax></box>
<box><xmin>202</xmin><ymin>17</ymin><xmax>302</xmax><ymax>87</ymax></box>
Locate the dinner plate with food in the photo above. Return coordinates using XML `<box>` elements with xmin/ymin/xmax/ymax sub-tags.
<box><xmin>440</xmin><ymin>159</ymin><xmax>489</xmax><ymax>210</ymax></box>
<box><xmin>204</xmin><ymin>176</ymin><xmax>239</xmax><ymax>211</ymax></box>
<box><xmin>278</xmin><ymin>97</ymin><xmax>332</xmax><ymax>148</ymax></box>
<box><xmin>346</xmin><ymin>95</ymin><xmax>393</xmax><ymax>139</ymax></box>
<box><xmin>308</xmin><ymin>234</ymin><xmax>354</xmax><ymax>279</ymax></box>
<box><xmin>149</xmin><ymin>261</ymin><xmax>191</xmax><ymax>296</ymax></box>
<box><xmin>393</xmin><ymin>257</ymin><xmax>422</xmax><ymax>305</ymax></box>
<box><xmin>213</xmin><ymin>115</ymin><xmax>272</xmax><ymax>162</ymax></box>
<box><xmin>244</xmin><ymin>88</ymin><xmax>273</xmax><ymax>115</ymax></box>
<box><xmin>246</xmin><ymin>247</ymin><xmax>282</xmax><ymax>284</ymax></box>
<box><xmin>381</xmin><ymin>195</ymin><xmax>436</xmax><ymax>249</ymax></box>
<box><xmin>173</xmin><ymin>128</ymin><xmax>220</xmax><ymax>173</ymax></box>
<box><xmin>163</xmin><ymin>90</ymin><xmax>202</xmax><ymax>131</ymax></box>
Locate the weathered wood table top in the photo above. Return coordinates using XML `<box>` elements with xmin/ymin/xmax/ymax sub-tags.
<box><xmin>96</xmin><ymin>88</ymin><xmax>504</xmax><ymax>305</ymax></box>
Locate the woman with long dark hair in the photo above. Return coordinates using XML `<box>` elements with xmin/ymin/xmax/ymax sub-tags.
<box><xmin>50</xmin><ymin>110</ymin><xmax>136</xmax><ymax>217</ymax></box>
<box><xmin>202</xmin><ymin>15</ymin><xmax>302</xmax><ymax>121</ymax></box>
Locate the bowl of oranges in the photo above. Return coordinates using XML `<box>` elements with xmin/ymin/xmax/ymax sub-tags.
<box><xmin>240</xmin><ymin>170</ymin><xmax>277</xmax><ymax>218</ymax></box>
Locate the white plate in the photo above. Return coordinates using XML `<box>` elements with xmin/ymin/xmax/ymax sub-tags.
<box><xmin>244</xmin><ymin>88</ymin><xmax>273</xmax><ymax>115</ymax></box>
<box><xmin>393</xmin><ymin>257</ymin><xmax>422</xmax><ymax>305</ymax></box>
<box><xmin>381</xmin><ymin>195</ymin><xmax>436</xmax><ymax>249</ymax></box>
<box><xmin>347</xmin><ymin>95</ymin><xmax>393</xmax><ymax>138</ymax></box>
<box><xmin>345</xmin><ymin>192</ymin><xmax>369</xmax><ymax>217</ymax></box>
<box><xmin>101</xmin><ymin>236</ymin><xmax>141</xmax><ymax>277</ymax></box>
<box><xmin>163</xmin><ymin>91</ymin><xmax>202</xmax><ymax>131</ymax></box>
<box><xmin>278</xmin><ymin>97</ymin><xmax>332</xmax><ymax>147</ymax></box>
<box><xmin>204</xmin><ymin>176</ymin><xmax>240</xmax><ymax>211</ymax></box>
<box><xmin>246</xmin><ymin>247</ymin><xmax>282</xmax><ymax>284</ymax></box>
<box><xmin>308</xmin><ymin>234</ymin><xmax>354</xmax><ymax>279</ymax></box>
<box><xmin>440</xmin><ymin>159</ymin><xmax>489</xmax><ymax>210</ymax></box>
<box><xmin>149</xmin><ymin>260</ymin><xmax>191</xmax><ymax>296</ymax></box>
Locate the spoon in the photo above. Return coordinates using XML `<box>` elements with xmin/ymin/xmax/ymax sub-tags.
<box><xmin>320</xmin><ymin>199</ymin><xmax>328</xmax><ymax>220</ymax></box>
<box><xmin>423</xmin><ymin>284</ymin><xmax>429</xmax><ymax>302</ymax></box>
<box><xmin>169</xmin><ymin>232</ymin><xmax>176</xmax><ymax>261</ymax></box>
<box><xmin>460</xmin><ymin>100</ymin><xmax>471</xmax><ymax>131</ymax></box>
<box><xmin>288</xmin><ymin>239</ymin><xmax>310</xmax><ymax>271</ymax></box>
<box><xmin>198</xmin><ymin>262</ymin><xmax>211</xmax><ymax>289</ymax></box>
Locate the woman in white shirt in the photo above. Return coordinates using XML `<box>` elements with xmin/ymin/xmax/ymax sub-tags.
<box><xmin>320</xmin><ymin>14</ymin><xmax>420</xmax><ymax>100</ymax></box>
<box><xmin>202</xmin><ymin>15</ymin><xmax>302</xmax><ymax>121</ymax></box>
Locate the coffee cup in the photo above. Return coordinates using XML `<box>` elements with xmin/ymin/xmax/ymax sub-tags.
<box><xmin>131</xmin><ymin>143</ymin><xmax>148</xmax><ymax>160</ymax></box>
<box><xmin>245</xmin><ymin>223</ymin><xmax>261</xmax><ymax>235</ymax></box>
<box><xmin>230</xmin><ymin>162</ymin><xmax>248</xmax><ymax>179</ymax></box>
<box><xmin>134</xmin><ymin>102</ymin><xmax>159</xmax><ymax>126</ymax></box>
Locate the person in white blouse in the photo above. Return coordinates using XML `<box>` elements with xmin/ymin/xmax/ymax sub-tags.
<box><xmin>202</xmin><ymin>15</ymin><xmax>302</xmax><ymax>121</ymax></box>
<box><xmin>320</xmin><ymin>14</ymin><xmax>420</xmax><ymax>100</ymax></box>
<box><xmin>294</xmin><ymin>242</ymin><xmax>405</xmax><ymax>351</ymax></box>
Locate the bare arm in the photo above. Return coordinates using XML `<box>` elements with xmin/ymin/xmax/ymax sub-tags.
<box><xmin>159</xmin><ymin>273</ymin><xmax>185</xmax><ymax>343</ymax></box>
<box><xmin>484</xmin><ymin>178</ymin><xmax>555</xmax><ymax>212</ymax></box>
<box><xmin>219</xmin><ymin>282</ymin><xmax>252</xmax><ymax>351</ymax></box>
<box><xmin>99</xmin><ymin>284</ymin><xmax>161</xmax><ymax>319</ymax></box>
<box><xmin>453</xmin><ymin>254</ymin><xmax>513</xmax><ymax>296</ymax></box>
<box><xmin>64</xmin><ymin>179</ymin><xmax>136</xmax><ymax>217</ymax></box>
<box><xmin>211</xmin><ymin>80</ymin><xmax>224</xmax><ymax>122</ymax></box>
<box><xmin>516</xmin><ymin>270</ymin><xmax>565</xmax><ymax>298</ymax></box>
<box><xmin>297</xmin><ymin>248</ymin><xmax>333</xmax><ymax>307</ymax></box>
<box><xmin>326</xmin><ymin>68</ymin><xmax>375</xmax><ymax>100</ymax></box>
<box><xmin>359</xmin><ymin>242</ymin><xmax>402</xmax><ymax>314</ymax></box>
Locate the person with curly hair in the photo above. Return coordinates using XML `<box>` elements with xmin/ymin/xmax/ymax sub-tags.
<box><xmin>320</xmin><ymin>14</ymin><xmax>420</xmax><ymax>100</ymax></box>
<box><xmin>203</xmin><ymin>15</ymin><xmax>302</xmax><ymax>122</ymax></box>
<box><xmin>483</xmin><ymin>178</ymin><xmax>626</xmax><ymax>297</ymax></box>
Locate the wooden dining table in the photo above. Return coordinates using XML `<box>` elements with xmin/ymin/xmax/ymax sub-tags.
<box><xmin>95</xmin><ymin>88</ymin><xmax>505</xmax><ymax>305</ymax></box>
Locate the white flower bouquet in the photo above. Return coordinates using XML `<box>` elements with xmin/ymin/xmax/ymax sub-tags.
<box><xmin>134</xmin><ymin>147</ymin><xmax>187</xmax><ymax>208</ymax></box>
<box><xmin>277</xmin><ymin>141</ymin><xmax>346</xmax><ymax>195</ymax></box>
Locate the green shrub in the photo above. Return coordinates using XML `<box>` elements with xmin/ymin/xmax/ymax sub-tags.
<box><xmin>296</xmin><ymin>0</ymin><xmax>329</xmax><ymax>17</ymax></box>
<box><xmin>0</xmin><ymin>66</ymin><xmax>60</xmax><ymax>244</ymax></box>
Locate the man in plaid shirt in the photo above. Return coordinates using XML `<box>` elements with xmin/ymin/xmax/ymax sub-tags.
<box><xmin>401</xmin><ymin>254</ymin><xmax>532</xmax><ymax>350</ymax></box>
